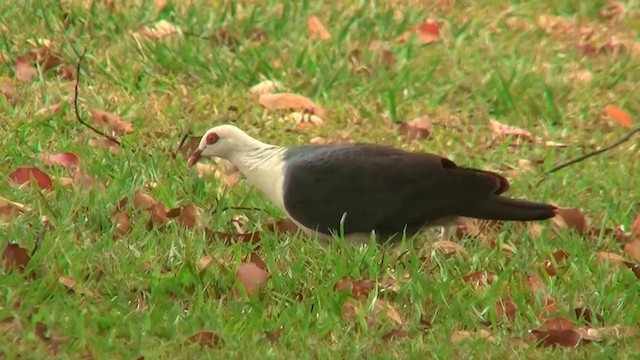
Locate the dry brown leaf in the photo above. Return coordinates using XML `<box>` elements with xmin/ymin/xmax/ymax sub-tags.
<box><xmin>488</xmin><ymin>119</ymin><xmax>565</xmax><ymax>147</ymax></box>
<box><xmin>398</xmin><ymin>116</ymin><xmax>432</xmax><ymax>141</ymax></box>
<box><xmin>395</xmin><ymin>21</ymin><xmax>440</xmax><ymax>45</ymax></box>
<box><xmin>623</xmin><ymin>239</ymin><xmax>640</xmax><ymax>262</ymax></box>
<box><xmin>596</xmin><ymin>251</ymin><xmax>626</xmax><ymax>264</ymax></box>
<box><xmin>451</xmin><ymin>329</ymin><xmax>496</xmax><ymax>343</ymax></box>
<box><xmin>234</xmin><ymin>262</ymin><xmax>269</xmax><ymax>297</ymax></box>
<box><xmin>91</xmin><ymin>109</ymin><xmax>134</xmax><ymax>135</ymax></box>
<box><xmin>147</xmin><ymin>202</ymin><xmax>169</xmax><ymax>228</ymax></box>
<box><xmin>381</xmin><ymin>327</ymin><xmax>408</xmax><ymax>343</ymax></box>
<box><xmin>2</xmin><ymin>243</ymin><xmax>31</xmax><ymax>273</ymax></box>
<box><xmin>34</xmin><ymin>103</ymin><xmax>64</xmax><ymax>117</ymax></box>
<box><xmin>14</xmin><ymin>56</ymin><xmax>38</xmax><ymax>82</ymax></box>
<box><xmin>196</xmin><ymin>255</ymin><xmax>213</xmax><ymax>271</ymax></box>
<box><xmin>334</xmin><ymin>277</ymin><xmax>376</xmax><ymax>299</ymax></box>
<box><xmin>374</xmin><ymin>298</ymin><xmax>404</xmax><ymax>326</ymax></box>
<box><xmin>552</xmin><ymin>207</ymin><xmax>589</xmax><ymax>235</ymax></box>
<box><xmin>249</xmin><ymin>80</ymin><xmax>283</xmax><ymax>95</ymax></box>
<box><xmin>341</xmin><ymin>298</ymin><xmax>360</xmax><ymax>323</ymax></box>
<box><xmin>133</xmin><ymin>191</ymin><xmax>156</xmax><ymax>210</ymax></box>
<box><xmin>177</xmin><ymin>203</ymin><xmax>204</xmax><ymax>229</ymax></box>
<box><xmin>432</xmin><ymin>240</ymin><xmax>467</xmax><ymax>256</ymax></box>
<box><xmin>39</xmin><ymin>152</ymin><xmax>80</xmax><ymax>169</ymax></box>
<box><xmin>287</xmin><ymin>112</ymin><xmax>325</xmax><ymax>129</ymax></box>
<box><xmin>89</xmin><ymin>137</ymin><xmax>120</xmax><ymax>154</ymax></box>
<box><xmin>58</xmin><ymin>275</ymin><xmax>78</xmax><ymax>289</ymax></box>
<box><xmin>139</xmin><ymin>20</ymin><xmax>181</xmax><ymax>40</ymax></box>
<box><xmin>8</xmin><ymin>167</ymin><xmax>53</xmax><ymax>190</ymax></box>
<box><xmin>259</xmin><ymin>93</ymin><xmax>326</xmax><ymax>117</ymax></box>
<box><xmin>185</xmin><ymin>330</ymin><xmax>222</xmax><ymax>348</ymax></box>
<box><xmin>530</xmin><ymin>329</ymin><xmax>588</xmax><ymax>348</ymax></box>
<box><xmin>307</xmin><ymin>15</ymin><xmax>331</xmax><ymax>41</ymax></box>
<box><xmin>604</xmin><ymin>105</ymin><xmax>633</xmax><ymax>128</ymax></box>
<box><xmin>0</xmin><ymin>196</ymin><xmax>31</xmax><ymax>225</ymax></box>
<box><xmin>495</xmin><ymin>298</ymin><xmax>517</xmax><ymax>322</ymax></box>
<box><xmin>110</xmin><ymin>211</ymin><xmax>132</xmax><ymax>237</ymax></box>
<box><xmin>543</xmin><ymin>250</ymin><xmax>570</xmax><ymax>276</ymax></box>
<box><xmin>541</xmin><ymin>317</ymin><xmax>576</xmax><ymax>331</ymax></box>
<box><xmin>463</xmin><ymin>271</ymin><xmax>498</xmax><ymax>290</ymax></box>
<box><xmin>600</xmin><ymin>2</ymin><xmax>626</xmax><ymax>20</ymax></box>
<box><xmin>262</xmin><ymin>218</ymin><xmax>300</xmax><ymax>235</ymax></box>
<box><xmin>0</xmin><ymin>81</ymin><xmax>20</xmax><ymax>104</ymax></box>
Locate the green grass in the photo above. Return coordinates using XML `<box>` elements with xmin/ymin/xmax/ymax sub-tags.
<box><xmin>1</xmin><ymin>0</ymin><xmax>640</xmax><ymax>358</ymax></box>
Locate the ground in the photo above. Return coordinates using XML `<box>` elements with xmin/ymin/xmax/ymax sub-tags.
<box><xmin>1</xmin><ymin>0</ymin><xmax>640</xmax><ymax>359</ymax></box>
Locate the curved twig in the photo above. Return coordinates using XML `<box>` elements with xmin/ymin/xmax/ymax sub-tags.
<box><xmin>537</xmin><ymin>126</ymin><xmax>640</xmax><ymax>184</ymax></box>
<box><xmin>73</xmin><ymin>48</ymin><xmax>122</xmax><ymax>146</ymax></box>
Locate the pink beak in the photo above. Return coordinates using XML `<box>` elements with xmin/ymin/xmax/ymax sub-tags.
<box><xmin>187</xmin><ymin>149</ymin><xmax>202</xmax><ymax>167</ymax></box>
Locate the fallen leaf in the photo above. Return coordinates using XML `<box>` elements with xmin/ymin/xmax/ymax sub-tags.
<box><xmin>530</xmin><ymin>329</ymin><xmax>588</xmax><ymax>348</ymax></box>
<box><xmin>432</xmin><ymin>240</ymin><xmax>467</xmax><ymax>256</ymax></box>
<box><xmin>552</xmin><ymin>207</ymin><xmax>589</xmax><ymax>235</ymax></box>
<box><xmin>139</xmin><ymin>20</ymin><xmax>182</xmax><ymax>40</ymax></box>
<box><xmin>259</xmin><ymin>93</ymin><xmax>326</xmax><ymax>117</ymax></box>
<box><xmin>496</xmin><ymin>298</ymin><xmax>517</xmax><ymax>322</ymax></box>
<box><xmin>205</xmin><ymin>229</ymin><xmax>262</xmax><ymax>244</ymax></box>
<box><xmin>185</xmin><ymin>331</ymin><xmax>222</xmax><ymax>348</ymax></box>
<box><xmin>196</xmin><ymin>255</ymin><xmax>213</xmax><ymax>271</ymax></box>
<box><xmin>265</xmin><ymin>329</ymin><xmax>282</xmax><ymax>344</ymax></box>
<box><xmin>110</xmin><ymin>211</ymin><xmax>131</xmax><ymax>237</ymax></box>
<box><xmin>543</xmin><ymin>250</ymin><xmax>570</xmax><ymax>276</ymax></box>
<box><xmin>341</xmin><ymin>298</ymin><xmax>360</xmax><ymax>323</ymax></box>
<box><xmin>243</xmin><ymin>252</ymin><xmax>267</xmax><ymax>271</ymax></box>
<box><xmin>14</xmin><ymin>56</ymin><xmax>38</xmax><ymax>82</ymax></box>
<box><xmin>147</xmin><ymin>202</ymin><xmax>169</xmax><ymax>228</ymax></box>
<box><xmin>381</xmin><ymin>327</ymin><xmax>408</xmax><ymax>343</ymax></box>
<box><xmin>263</xmin><ymin>218</ymin><xmax>300</xmax><ymax>235</ymax></box>
<box><xmin>594</xmin><ymin>325</ymin><xmax>638</xmax><ymax>339</ymax></box>
<box><xmin>133</xmin><ymin>191</ymin><xmax>156</xmax><ymax>210</ymax></box>
<box><xmin>0</xmin><ymin>196</ymin><xmax>31</xmax><ymax>225</ymax></box>
<box><xmin>287</xmin><ymin>112</ymin><xmax>325</xmax><ymax>129</ymax></box>
<box><xmin>249</xmin><ymin>80</ymin><xmax>284</xmax><ymax>95</ymax></box>
<box><xmin>451</xmin><ymin>329</ymin><xmax>496</xmax><ymax>343</ymax></box>
<box><xmin>596</xmin><ymin>251</ymin><xmax>626</xmax><ymax>264</ymax></box>
<box><xmin>91</xmin><ymin>109</ymin><xmax>134</xmax><ymax>135</ymax></box>
<box><xmin>234</xmin><ymin>262</ymin><xmax>269</xmax><ymax>297</ymax></box>
<box><xmin>375</xmin><ymin>298</ymin><xmax>404</xmax><ymax>326</ymax></box>
<box><xmin>2</xmin><ymin>243</ymin><xmax>31</xmax><ymax>273</ymax></box>
<box><xmin>623</xmin><ymin>239</ymin><xmax>640</xmax><ymax>262</ymax></box>
<box><xmin>34</xmin><ymin>103</ymin><xmax>64</xmax><ymax>117</ymax></box>
<box><xmin>58</xmin><ymin>275</ymin><xmax>77</xmax><ymax>289</ymax></box>
<box><xmin>34</xmin><ymin>322</ymin><xmax>65</xmax><ymax>354</ymax></box>
<box><xmin>395</xmin><ymin>21</ymin><xmax>440</xmax><ymax>45</ymax></box>
<box><xmin>604</xmin><ymin>105</ymin><xmax>633</xmax><ymax>128</ymax></box>
<box><xmin>89</xmin><ymin>137</ymin><xmax>120</xmax><ymax>154</ymax></box>
<box><xmin>307</xmin><ymin>15</ymin><xmax>331</xmax><ymax>41</ymax></box>
<box><xmin>39</xmin><ymin>152</ymin><xmax>80</xmax><ymax>169</ymax></box>
<box><xmin>574</xmin><ymin>307</ymin><xmax>605</xmax><ymax>327</ymax></box>
<box><xmin>177</xmin><ymin>203</ymin><xmax>204</xmax><ymax>229</ymax></box>
<box><xmin>8</xmin><ymin>167</ymin><xmax>53</xmax><ymax>190</ymax></box>
<box><xmin>488</xmin><ymin>119</ymin><xmax>565</xmax><ymax>147</ymax></box>
<box><xmin>335</xmin><ymin>277</ymin><xmax>376</xmax><ymax>299</ymax></box>
<box><xmin>463</xmin><ymin>271</ymin><xmax>498</xmax><ymax>290</ymax></box>
<box><xmin>541</xmin><ymin>317</ymin><xmax>576</xmax><ymax>331</ymax></box>
<box><xmin>0</xmin><ymin>81</ymin><xmax>20</xmax><ymax>104</ymax></box>
<box><xmin>398</xmin><ymin>116</ymin><xmax>432</xmax><ymax>141</ymax></box>
<box><xmin>600</xmin><ymin>2</ymin><xmax>626</xmax><ymax>20</ymax></box>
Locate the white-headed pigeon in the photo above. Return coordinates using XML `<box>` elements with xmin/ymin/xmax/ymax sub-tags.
<box><xmin>188</xmin><ymin>125</ymin><xmax>557</xmax><ymax>243</ymax></box>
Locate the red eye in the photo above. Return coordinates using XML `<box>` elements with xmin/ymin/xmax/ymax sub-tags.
<box><xmin>205</xmin><ymin>132</ymin><xmax>219</xmax><ymax>145</ymax></box>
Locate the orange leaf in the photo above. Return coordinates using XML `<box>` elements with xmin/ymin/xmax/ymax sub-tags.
<box><xmin>234</xmin><ymin>262</ymin><xmax>269</xmax><ymax>297</ymax></box>
<box><xmin>185</xmin><ymin>330</ymin><xmax>222</xmax><ymax>348</ymax></box>
<box><xmin>604</xmin><ymin>105</ymin><xmax>633</xmax><ymax>128</ymax></box>
<box><xmin>2</xmin><ymin>243</ymin><xmax>31</xmax><ymax>273</ymax></box>
<box><xmin>133</xmin><ymin>191</ymin><xmax>156</xmax><ymax>210</ymax></box>
<box><xmin>110</xmin><ymin>211</ymin><xmax>132</xmax><ymax>237</ymax></box>
<box><xmin>552</xmin><ymin>207</ymin><xmax>589</xmax><ymax>235</ymax></box>
<box><xmin>177</xmin><ymin>203</ymin><xmax>204</xmax><ymax>229</ymax></box>
<box><xmin>14</xmin><ymin>57</ymin><xmax>38</xmax><ymax>82</ymax></box>
<box><xmin>39</xmin><ymin>152</ymin><xmax>80</xmax><ymax>169</ymax></box>
<box><xmin>307</xmin><ymin>16</ymin><xmax>331</xmax><ymax>41</ymax></box>
<box><xmin>395</xmin><ymin>21</ymin><xmax>440</xmax><ymax>45</ymax></box>
<box><xmin>398</xmin><ymin>116</ymin><xmax>432</xmax><ymax>141</ymax></box>
<box><xmin>90</xmin><ymin>109</ymin><xmax>134</xmax><ymax>135</ymax></box>
<box><xmin>258</xmin><ymin>93</ymin><xmax>326</xmax><ymax>117</ymax></box>
<box><xmin>8</xmin><ymin>167</ymin><xmax>53</xmax><ymax>190</ymax></box>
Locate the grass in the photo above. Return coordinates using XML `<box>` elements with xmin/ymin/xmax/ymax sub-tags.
<box><xmin>1</xmin><ymin>0</ymin><xmax>640</xmax><ymax>358</ymax></box>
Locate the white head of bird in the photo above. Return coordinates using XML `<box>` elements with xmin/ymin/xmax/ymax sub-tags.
<box><xmin>187</xmin><ymin>125</ymin><xmax>271</xmax><ymax>167</ymax></box>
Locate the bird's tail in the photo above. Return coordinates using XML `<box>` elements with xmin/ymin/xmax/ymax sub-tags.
<box><xmin>461</xmin><ymin>196</ymin><xmax>557</xmax><ymax>221</ymax></box>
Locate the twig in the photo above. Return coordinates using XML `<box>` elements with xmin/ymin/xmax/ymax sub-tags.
<box><xmin>536</xmin><ymin>126</ymin><xmax>640</xmax><ymax>185</ymax></box>
<box><xmin>73</xmin><ymin>47</ymin><xmax>122</xmax><ymax>146</ymax></box>
<box><xmin>31</xmin><ymin>224</ymin><xmax>48</xmax><ymax>257</ymax></box>
<box><xmin>217</xmin><ymin>206</ymin><xmax>270</xmax><ymax>214</ymax></box>
<box><xmin>172</xmin><ymin>129</ymin><xmax>193</xmax><ymax>158</ymax></box>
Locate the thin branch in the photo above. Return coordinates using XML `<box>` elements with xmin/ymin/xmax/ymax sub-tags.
<box><xmin>31</xmin><ymin>223</ymin><xmax>49</xmax><ymax>258</ymax></box>
<box><xmin>73</xmin><ymin>47</ymin><xmax>122</xmax><ymax>146</ymax></box>
<box><xmin>537</xmin><ymin>126</ymin><xmax>640</xmax><ymax>184</ymax></box>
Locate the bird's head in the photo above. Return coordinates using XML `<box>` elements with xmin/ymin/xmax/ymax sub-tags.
<box><xmin>187</xmin><ymin>125</ymin><xmax>254</xmax><ymax>167</ymax></box>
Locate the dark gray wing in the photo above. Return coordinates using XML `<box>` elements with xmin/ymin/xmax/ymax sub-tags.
<box><xmin>281</xmin><ymin>144</ymin><xmax>507</xmax><ymax>237</ymax></box>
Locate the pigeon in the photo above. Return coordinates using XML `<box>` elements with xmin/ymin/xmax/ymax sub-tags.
<box><xmin>188</xmin><ymin>125</ymin><xmax>557</xmax><ymax>243</ymax></box>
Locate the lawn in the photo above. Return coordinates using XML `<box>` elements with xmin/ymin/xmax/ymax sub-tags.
<box><xmin>1</xmin><ymin>0</ymin><xmax>640</xmax><ymax>358</ymax></box>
